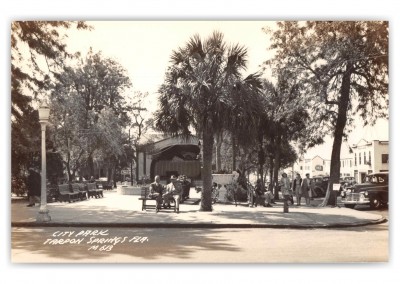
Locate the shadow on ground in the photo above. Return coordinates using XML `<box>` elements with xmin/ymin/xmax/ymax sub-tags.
<box><xmin>12</xmin><ymin>227</ymin><xmax>242</xmax><ymax>262</ymax></box>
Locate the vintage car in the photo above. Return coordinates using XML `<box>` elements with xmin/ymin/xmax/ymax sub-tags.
<box><xmin>343</xmin><ymin>176</ymin><xmax>356</xmax><ymax>185</ymax></box>
<box><xmin>312</xmin><ymin>176</ymin><xmax>330</xmax><ymax>197</ymax></box>
<box><xmin>340</xmin><ymin>176</ymin><xmax>356</xmax><ymax>188</ymax></box>
<box><xmin>343</xmin><ymin>172</ymin><xmax>388</xmax><ymax>209</ymax></box>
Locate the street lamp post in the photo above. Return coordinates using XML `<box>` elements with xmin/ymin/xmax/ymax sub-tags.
<box><xmin>37</xmin><ymin>101</ymin><xmax>51</xmax><ymax>222</ymax></box>
<box><xmin>129</xmin><ymin>128</ymin><xmax>134</xmax><ymax>186</ymax></box>
<box><xmin>129</xmin><ymin>122</ymin><xmax>140</xmax><ymax>186</ymax></box>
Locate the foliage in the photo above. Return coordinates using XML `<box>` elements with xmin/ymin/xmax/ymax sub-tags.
<box><xmin>255</xmin><ymin>73</ymin><xmax>313</xmax><ymax>194</ymax></box>
<box><xmin>11</xmin><ymin>21</ymin><xmax>90</xmax><ymax>186</ymax></box>
<box><xmin>49</xmin><ymin>50</ymin><xmax>133</xmax><ymax>181</ymax></box>
<box><xmin>264</xmin><ymin>21</ymin><xmax>388</xmax><ymax>205</ymax></box>
<box><xmin>155</xmin><ymin>31</ymin><xmax>262</xmax><ymax>211</ymax></box>
<box><xmin>266</xmin><ymin>21</ymin><xmax>388</xmax><ymax>128</ymax></box>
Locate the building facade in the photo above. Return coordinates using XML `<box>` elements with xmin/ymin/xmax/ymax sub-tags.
<box><xmin>351</xmin><ymin>139</ymin><xmax>389</xmax><ymax>183</ymax></box>
<box><xmin>292</xmin><ymin>139</ymin><xmax>388</xmax><ymax>183</ymax></box>
<box><xmin>136</xmin><ymin>135</ymin><xmax>201</xmax><ymax>184</ymax></box>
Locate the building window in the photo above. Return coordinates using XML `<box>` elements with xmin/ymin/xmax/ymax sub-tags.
<box><xmin>369</xmin><ymin>151</ymin><xmax>371</xmax><ymax>164</ymax></box>
<box><xmin>364</xmin><ymin>152</ymin><xmax>366</xmax><ymax>164</ymax></box>
<box><xmin>355</xmin><ymin>153</ymin><xmax>357</xmax><ymax>166</ymax></box>
<box><xmin>359</xmin><ymin>153</ymin><xmax>361</xmax><ymax>165</ymax></box>
<box><xmin>300</xmin><ymin>166</ymin><xmax>303</xmax><ymax>170</ymax></box>
<box><xmin>382</xmin><ymin>154</ymin><xmax>389</xmax><ymax>164</ymax></box>
<box><xmin>350</xmin><ymin>160</ymin><xmax>352</xmax><ymax>167</ymax></box>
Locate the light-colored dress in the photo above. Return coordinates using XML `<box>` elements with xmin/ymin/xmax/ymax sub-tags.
<box><xmin>293</xmin><ymin>178</ymin><xmax>302</xmax><ymax>196</ymax></box>
<box><xmin>280</xmin><ymin>177</ymin><xmax>291</xmax><ymax>196</ymax></box>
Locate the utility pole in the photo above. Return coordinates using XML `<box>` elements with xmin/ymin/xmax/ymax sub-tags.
<box><xmin>129</xmin><ymin>128</ymin><xmax>133</xmax><ymax>186</ymax></box>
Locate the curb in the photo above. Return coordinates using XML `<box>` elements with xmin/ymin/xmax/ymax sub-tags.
<box><xmin>11</xmin><ymin>217</ymin><xmax>387</xmax><ymax>229</ymax></box>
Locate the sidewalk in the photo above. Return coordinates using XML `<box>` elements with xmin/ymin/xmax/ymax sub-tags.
<box><xmin>11</xmin><ymin>188</ymin><xmax>387</xmax><ymax>228</ymax></box>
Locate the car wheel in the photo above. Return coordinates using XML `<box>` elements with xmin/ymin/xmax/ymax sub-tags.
<box><xmin>370</xmin><ymin>198</ymin><xmax>382</xmax><ymax>209</ymax></box>
<box><xmin>344</xmin><ymin>204</ymin><xmax>356</xmax><ymax>209</ymax></box>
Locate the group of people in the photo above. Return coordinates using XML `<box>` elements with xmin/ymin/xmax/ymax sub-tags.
<box><xmin>250</xmin><ymin>172</ymin><xmax>315</xmax><ymax>208</ymax></box>
<box><xmin>148</xmin><ymin>174</ymin><xmax>191</xmax><ymax>210</ymax></box>
<box><xmin>280</xmin><ymin>172</ymin><xmax>315</xmax><ymax>206</ymax></box>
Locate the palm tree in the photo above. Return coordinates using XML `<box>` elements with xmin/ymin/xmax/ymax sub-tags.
<box><xmin>154</xmin><ymin>31</ymin><xmax>262</xmax><ymax>211</ymax></box>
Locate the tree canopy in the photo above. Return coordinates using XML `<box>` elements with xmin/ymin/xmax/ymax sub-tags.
<box><xmin>264</xmin><ymin>21</ymin><xmax>388</xmax><ymax>205</ymax></box>
<box><xmin>11</xmin><ymin>21</ymin><xmax>90</xmax><ymax>182</ymax></box>
<box><xmin>155</xmin><ymin>31</ymin><xmax>262</xmax><ymax>211</ymax></box>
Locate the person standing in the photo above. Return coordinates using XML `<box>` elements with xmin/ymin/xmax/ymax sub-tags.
<box><xmin>26</xmin><ymin>168</ymin><xmax>41</xmax><ymax>207</ymax></box>
<box><xmin>280</xmin><ymin>172</ymin><xmax>293</xmax><ymax>205</ymax></box>
<box><xmin>301</xmin><ymin>173</ymin><xmax>312</xmax><ymax>206</ymax></box>
<box><xmin>292</xmin><ymin>173</ymin><xmax>303</xmax><ymax>206</ymax></box>
<box><xmin>309</xmin><ymin>178</ymin><xmax>317</xmax><ymax>199</ymax></box>
<box><xmin>149</xmin><ymin>175</ymin><xmax>164</xmax><ymax>209</ymax></box>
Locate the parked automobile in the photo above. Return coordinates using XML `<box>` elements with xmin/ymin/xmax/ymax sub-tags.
<box><xmin>343</xmin><ymin>176</ymin><xmax>356</xmax><ymax>185</ymax></box>
<box><xmin>340</xmin><ymin>176</ymin><xmax>356</xmax><ymax>188</ymax></box>
<box><xmin>312</xmin><ymin>175</ymin><xmax>349</xmax><ymax>197</ymax></box>
<box><xmin>312</xmin><ymin>176</ymin><xmax>329</xmax><ymax>197</ymax></box>
<box><xmin>340</xmin><ymin>177</ymin><xmax>357</xmax><ymax>198</ymax></box>
<box><xmin>342</xmin><ymin>172</ymin><xmax>388</xmax><ymax>209</ymax></box>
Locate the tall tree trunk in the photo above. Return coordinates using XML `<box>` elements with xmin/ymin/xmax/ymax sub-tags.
<box><xmin>232</xmin><ymin>133</ymin><xmax>236</xmax><ymax>170</ymax></box>
<box><xmin>269</xmin><ymin>156</ymin><xmax>274</xmax><ymax>193</ymax></box>
<box><xmin>321</xmin><ymin>64</ymin><xmax>352</xmax><ymax>206</ymax></box>
<box><xmin>257</xmin><ymin>134</ymin><xmax>265</xmax><ymax>190</ymax></box>
<box><xmin>215</xmin><ymin>131</ymin><xmax>222</xmax><ymax>172</ymax></box>
<box><xmin>273</xmin><ymin>135</ymin><xmax>282</xmax><ymax>200</ymax></box>
<box><xmin>200</xmin><ymin>127</ymin><xmax>214</xmax><ymax>211</ymax></box>
<box><xmin>88</xmin><ymin>154</ymin><xmax>94</xmax><ymax>177</ymax></box>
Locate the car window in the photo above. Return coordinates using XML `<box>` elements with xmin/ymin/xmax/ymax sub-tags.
<box><xmin>378</xmin><ymin>175</ymin><xmax>388</xmax><ymax>183</ymax></box>
<box><xmin>367</xmin><ymin>175</ymin><xmax>388</xmax><ymax>184</ymax></box>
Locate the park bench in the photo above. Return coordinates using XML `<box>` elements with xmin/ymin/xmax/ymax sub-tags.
<box><xmin>96</xmin><ymin>179</ymin><xmax>113</xmax><ymax>190</ymax></box>
<box><xmin>138</xmin><ymin>187</ymin><xmax>178</xmax><ymax>213</ymax></box>
<box><xmin>87</xmin><ymin>182</ymin><xmax>103</xmax><ymax>198</ymax></box>
<box><xmin>57</xmin><ymin>184</ymin><xmax>81</xmax><ymax>203</ymax></box>
<box><xmin>71</xmin><ymin>183</ymin><xmax>87</xmax><ymax>200</ymax></box>
<box><xmin>139</xmin><ymin>187</ymin><xmax>159</xmax><ymax>212</ymax></box>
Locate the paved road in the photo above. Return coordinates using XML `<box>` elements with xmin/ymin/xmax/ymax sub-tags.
<box><xmin>11</xmin><ymin>220</ymin><xmax>388</xmax><ymax>263</ymax></box>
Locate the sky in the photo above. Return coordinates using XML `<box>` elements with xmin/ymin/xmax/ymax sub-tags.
<box><xmin>64</xmin><ymin>21</ymin><xmax>274</xmax><ymax>113</ymax></box>
<box><xmin>63</xmin><ymin>20</ymin><xmax>389</xmax><ymax>160</ymax></box>
<box><xmin>1</xmin><ymin>0</ymin><xmax>398</xmax><ymax>283</ymax></box>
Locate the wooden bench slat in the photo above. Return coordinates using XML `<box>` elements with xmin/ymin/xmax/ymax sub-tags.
<box><xmin>87</xmin><ymin>183</ymin><xmax>103</xmax><ymax>198</ymax></box>
<box><xmin>58</xmin><ymin>184</ymin><xmax>80</xmax><ymax>203</ymax></box>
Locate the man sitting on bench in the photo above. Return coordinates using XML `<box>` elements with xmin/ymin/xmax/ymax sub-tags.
<box><xmin>149</xmin><ymin>175</ymin><xmax>164</xmax><ymax>210</ymax></box>
<box><xmin>163</xmin><ymin>175</ymin><xmax>182</xmax><ymax>211</ymax></box>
